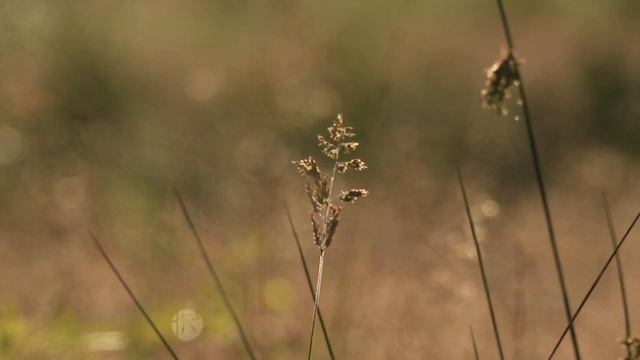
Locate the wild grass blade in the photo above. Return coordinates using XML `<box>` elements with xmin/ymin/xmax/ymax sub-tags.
<box><xmin>547</xmin><ymin>210</ymin><xmax>640</xmax><ymax>359</ymax></box>
<box><xmin>601</xmin><ymin>192</ymin><xmax>631</xmax><ymax>339</ymax></box>
<box><xmin>470</xmin><ymin>326</ymin><xmax>481</xmax><ymax>360</ymax></box>
<box><xmin>284</xmin><ymin>203</ymin><xmax>336</xmax><ymax>360</ymax></box>
<box><xmin>88</xmin><ymin>231</ymin><xmax>179</xmax><ymax>360</ymax></box>
<box><xmin>456</xmin><ymin>167</ymin><xmax>505</xmax><ymax>360</ymax></box>
<box><xmin>173</xmin><ymin>187</ymin><xmax>257</xmax><ymax>360</ymax></box>
<box><xmin>492</xmin><ymin>0</ymin><xmax>581</xmax><ymax>357</ymax></box>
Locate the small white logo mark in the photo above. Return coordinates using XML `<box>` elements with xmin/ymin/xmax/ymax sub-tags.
<box><xmin>171</xmin><ymin>308</ymin><xmax>203</xmax><ymax>342</ymax></box>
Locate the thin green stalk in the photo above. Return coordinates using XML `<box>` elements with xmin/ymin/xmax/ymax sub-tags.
<box><xmin>173</xmin><ymin>187</ymin><xmax>257</xmax><ymax>360</ymax></box>
<box><xmin>547</xmin><ymin>210</ymin><xmax>640</xmax><ymax>359</ymax></box>
<box><xmin>284</xmin><ymin>204</ymin><xmax>336</xmax><ymax>359</ymax></box>
<box><xmin>457</xmin><ymin>168</ymin><xmax>505</xmax><ymax>360</ymax></box>
<box><xmin>307</xmin><ymin>249</ymin><xmax>326</xmax><ymax>360</ymax></box>
<box><xmin>307</xmin><ymin>148</ymin><xmax>341</xmax><ymax>360</ymax></box>
<box><xmin>492</xmin><ymin>1</ymin><xmax>580</xmax><ymax>357</ymax></box>
<box><xmin>89</xmin><ymin>231</ymin><xmax>179</xmax><ymax>360</ymax></box>
<box><xmin>601</xmin><ymin>193</ymin><xmax>631</xmax><ymax>340</ymax></box>
<box><xmin>470</xmin><ymin>326</ymin><xmax>481</xmax><ymax>360</ymax></box>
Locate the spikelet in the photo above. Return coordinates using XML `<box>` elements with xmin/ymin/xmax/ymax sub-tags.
<box><xmin>339</xmin><ymin>189</ymin><xmax>370</xmax><ymax>203</ymax></box>
<box><xmin>341</xmin><ymin>142</ymin><xmax>359</xmax><ymax>154</ymax></box>
<box><xmin>336</xmin><ymin>159</ymin><xmax>367</xmax><ymax>174</ymax></box>
<box><xmin>293</xmin><ymin>156</ymin><xmax>321</xmax><ymax>177</ymax></box>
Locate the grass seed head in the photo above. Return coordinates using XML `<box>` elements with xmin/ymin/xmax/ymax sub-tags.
<box><xmin>620</xmin><ymin>337</ymin><xmax>640</xmax><ymax>359</ymax></box>
<box><xmin>293</xmin><ymin>113</ymin><xmax>369</xmax><ymax>250</ymax></box>
<box><xmin>482</xmin><ymin>52</ymin><xmax>520</xmax><ymax>115</ymax></box>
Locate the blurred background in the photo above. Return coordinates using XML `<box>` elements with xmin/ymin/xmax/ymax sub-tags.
<box><xmin>1</xmin><ymin>0</ymin><xmax>640</xmax><ymax>358</ymax></box>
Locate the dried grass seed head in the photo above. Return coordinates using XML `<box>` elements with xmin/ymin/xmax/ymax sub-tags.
<box><xmin>481</xmin><ymin>52</ymin><xmax>520</xmax><ymax>115</ymax></box>
<box><xmin>620</xmin><ymin>337</ymin><xmax>640</xmax><ymax>359</ymax></box>
<box><xmin>310</xmin><ymin>212</ymin><xmax>322</xmax><ymax>247</ymax></box>
<box><xmin>317</xmin><ymin>135</ymin><xmax>338</xmax><ymax>160</ymax></box>
<box><xmin>293</xmin><ymin>113</ymin><xmax>369</xmax><ymax>249</ymax></box>
<box><xmin>293</xmin><ymin>156</ymin><xmax>320</xmax><ymax>177</ymax></box>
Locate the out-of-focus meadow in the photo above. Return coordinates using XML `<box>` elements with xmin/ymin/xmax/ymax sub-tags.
<box><xmin>1</xmin><ymin>0</ymin><xmax>640</xmax><ymax>358</ymax></box>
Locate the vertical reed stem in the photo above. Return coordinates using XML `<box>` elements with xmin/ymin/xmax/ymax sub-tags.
<box><xmin>493</xmin><ymin>1</ymin><xmax>580</xmax><ymax>357</ymax></box>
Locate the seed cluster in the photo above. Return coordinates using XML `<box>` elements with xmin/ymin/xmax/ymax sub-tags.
<box><xmin>621</xmin><ymin>337</ymin><xmax>640</xmax><ymax>359</ymax></box>
<box><xmin>292</xmin><ymin>114</ymin><xmax>369</xmax><ymax>250</ymax></box>
<box><xmin>481</xmin><ymin>52</ymin><xmax>520</xmax><ymax>116</ymax></box>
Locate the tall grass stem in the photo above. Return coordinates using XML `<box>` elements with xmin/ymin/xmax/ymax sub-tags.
<box><xmin>285</xmin><ymin>204</ymin><xmax>336</xmax><ymax>359</ymax></box>
<box><xmin>89</xmin><ymin>231</ymin><xmax>179</xmax><ymax>360</ymax></box>
<box><xmin>547</xmin><ymin>210</ymin><xmax>640</xmax><ymax>359</ymax></box>
<box><xmin>457</xmin><ymin>167</ymin><xmax>505</xmax><ymax>360</ymax></box>
<box><xmin>307</xmin><ymin>249</ymin><xmax>326</xmax><ymax>360</ymax></box>
<box><xmin>493</xmin><ymin>0</ymin><xmax>581</xmax><ymax>357</ymax></box>
<box><xmin>174</xmin><ymin>187</ymin><xmax>257</xmax><ymax>360</ymax></box>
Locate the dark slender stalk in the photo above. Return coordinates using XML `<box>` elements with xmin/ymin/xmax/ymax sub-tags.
<box><xmin>547</xmin><ymin>210</ymin><xmax>640</xmax><ymax>359</ymax></box>
<box><xmin>511</xmin><ymin>245</ymin><xmax>526</xmax><ymax>359</ymax></box>
<box><xmin>495</xmin><ymin>0</ymin><xmax>514</xmax><ymax>50</ymax></box>
<box><xmin>284</xmin><ymin>204</ymin><xmax>336</xmax><ymax>359</ymax></box>
<box><xmin>492</xmin><ymin>1</ymin><xmax>581</xmax><ymax>358</ymax></box>
<box><xmin>470</xmin><ymin>326</ymin><xmax>481</xmax><ymax>360</ymax></box>
<box><xmin>457</xmin><ymin>167</ymin><xmax>505</xmax><ymax>360</ymax></box>
<box><xmin>89</xmin><ymin>231</ymin><xmax>179</xmax><ymax>360</ymax></box>
<box><xmin>307</xmin><ymin>249</ymin><xmax>326</xmax><ymax>360</ymax></box>
<box><xmin>601</xmin><ymin>193</ymin><xmax>631</xmax><ymax>339</ymax></box>
<box><xmin>173</xmin><ymin>187</ymin><xmax>257</xmax><ymax>360</ymax></box>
